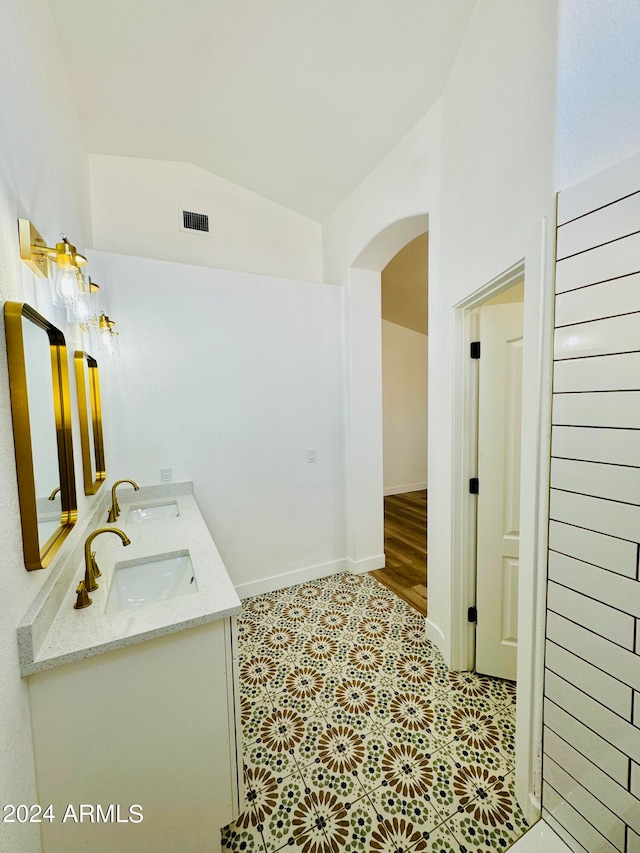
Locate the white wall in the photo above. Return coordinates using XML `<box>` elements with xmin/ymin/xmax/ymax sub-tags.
<box><xmin>322</xmin><ymin>0</ymin><xmax>558</xmax><ymax>653</ymax></box>
<box><xmin>89</xmin><ymin>155</ymin><xmax>323</xmax><ymax>283</ymax></box>
<box><xmin>0</xmin><ymin>3</ymin><xmax>92</xmax><ymax>851</ymax></box>
<box><xmin>431</xmin><ymin>0</ymin><xmax>558</xmax><ymax>653</ymax></box>
<box><xmin>86</xmin><ymin>249</ymin><xmax>346</xmax><ymax>596</ymax></box>
<box><xmin>321</xmin><ymin>0</ymin><xmax>559</xmax><ymax>820</ymax></box>
<box><xmin>555</xmin><ymin>0</ymin><xmax>640</xmax><ymax>192</ymax></box>
<box><xmin>322</xmin><ymin>107</ymin><xmax>440</xmax><ymax>285</ymax></box>
<box><xmin>382</xmin><ymin>321</ymin><xmax>427</xmax><ymax>495</ymax></box>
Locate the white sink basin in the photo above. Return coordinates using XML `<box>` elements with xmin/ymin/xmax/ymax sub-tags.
<box><xmin>105</xmin><ymin>552</ymin><xmax>197</xmax><ymax>614</ymax></box>
<box><xmin>126</xmin><ymin>502</ymin><xmax>180</xmax><ymax>523</ymax></box>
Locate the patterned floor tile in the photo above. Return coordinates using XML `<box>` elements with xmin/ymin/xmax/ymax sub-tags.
<box><xmin>352</xmin><ymin>730</ymin><xmax>390</xmax><ymax>793</ymax></box>
<box><xmin>443</xmin><ymin>779</ymin><xmax>530</xmax><ymax>853</ymax></box>
<box><xmin>321</xmin><ymin>796</ymin><xmax>377</xmax><ymax>852</ymax></box>
<box><xmin>240</xmin><ymin>654</ymin><xmax>295</xmax><ymax>698</ymax></box>
<box><xmin>423</xmin><ymin>746</ymin><xmax>462</xmax><ymax>819</ymax></box>
<box><xmin>382</xmin><ymin>722</ymin><xmax>444</xmax><ymax>758</ymax></box>
<box><xmin>281</xmin><ymin>664</ymin><xmax>326</xmax><ymax>699</ymax></box>
<box><xmin>221</xmin><ymin>816</ymin><xmax>266</xmax><ymax>852</ymax></box>
<box><xmin>366</xmin><ymin>783</ymin><xmax>443</xmax><ymax>835</ymax></box>
<box><xmin>318</xmin><ymin>697</ymin><xmax>377</xmax><ymax>734</ymax></box>
<box><xmin>241</xmin><ymin>694</ymin><xmax>276</xmax><ymax>744</ymax></box>
<box><xmin>293</xmin><ymin>714</ymin><xmax>334</xmax><ymax>770</ymax></box>
<box><xmin>492</xmin><ymin>707</ymin><xmax>516</xmax><ymax>766</ymax></box>
<box><xmin>224</xmin><ymin>573</ymin><xmax>529</xmax><ymax>853</ymax></box>
<box><xmin>424</xmin><ymin>822</ymin><xmax>464</xmax><ymax>852</ymax></box>
<box><xmin>260</xmin><ymin>773</ymin><xmax>309</xmax><ymax>851</ymax></box>
<box><xmin>301</xmin><ymin>757</ymin><xmax>369</xmax><ymax>806</ymax></box>
<box><xmin>447</xmin><ymin>671</ymin><xmax>510</xmax><ymax>715</ymax></box>
<box><xmin>244</xmin><ymin>738</ymin><xmax>301</xmax><ymax>782</ymax></box>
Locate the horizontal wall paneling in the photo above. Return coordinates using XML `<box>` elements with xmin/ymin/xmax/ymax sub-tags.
<box><xmin>545</xmin><ymin>162</ymin><xmax>640</xmax><ymax>850</ymax></box>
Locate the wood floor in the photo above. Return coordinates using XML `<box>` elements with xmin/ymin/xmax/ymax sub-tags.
<box><xmin>370</xmin><ymin>490</ymin><xmax>427</xmax><ymax>616</ymax></box>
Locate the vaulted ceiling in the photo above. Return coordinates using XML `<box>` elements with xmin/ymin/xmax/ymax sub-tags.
<box><xmin>48</xmin><ymin>0</ymin><xmax>476</xmax><ymax>221</ymax></box>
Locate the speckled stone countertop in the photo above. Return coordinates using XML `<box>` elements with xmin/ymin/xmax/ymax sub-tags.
<box><xmin>18</xmin><ymin>483</ymin><xmax>241</xmax><ymax>676</ymax></box>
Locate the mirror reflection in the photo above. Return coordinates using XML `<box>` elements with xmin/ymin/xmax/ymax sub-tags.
<box><xmin>74</xmin><ymin>351</ymin><xmax>106</xmax><ymax>494</ymax></box>
<box><xmin>22</xmin><ymin>317</ymin><xmax>61</xmax><ymax>546</ymax></box>
<box><xmin>4</xmin><ymin>302</ymin><xmax>77</xmax><ymax>570</ymax></box>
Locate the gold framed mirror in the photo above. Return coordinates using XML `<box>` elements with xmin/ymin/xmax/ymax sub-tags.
<box><xmin>74</xmin><ymin>351</ymin><xmax>106</xmax><ymax>495</ymax></box>
<box><xmin>4</xmin><ymin>302</ymin><xmax>77</xmax><ymax>570</ymax></box>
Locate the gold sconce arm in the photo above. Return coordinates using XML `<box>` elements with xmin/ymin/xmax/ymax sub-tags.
<box><xmin>18</xmin><ymin>219</ymin><xmax>87</xmax><ymax>278</ymax></box>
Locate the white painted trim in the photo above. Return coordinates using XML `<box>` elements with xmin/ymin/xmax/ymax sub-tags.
<box><xmin>424</xmin><ymin>616</ymin><xmax>446</xmax><ymax>661</ymax></box>
<box><xmin>451</xmin><ymin>259</ymin><xmax>526</xmax><ymax>674</ymax></box>
<box><xmin>344</xmin><ymin>214</ymin><xmax>429</xmax><ymax>591</ymax></box>
<box><xmin>383</xmin><ymin>482</ymin><xmax>427</xmax><ymax>496</ymax></box>
<box><xmin>347</xmin><ymin>554</ymin><xmax>386</xmax><ymax>574</ymax></box>
<box><xmin>234</xmin><ymin>559</ymin><xmax>348</xmax><ymax>599</ymax></box>
<box><xmin>449</xmin><ymin>218</ymin><xmax>555</xmax><ymax>827</ymax></box>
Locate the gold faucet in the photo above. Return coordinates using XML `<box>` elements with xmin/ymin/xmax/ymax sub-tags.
<box><xmin>47</xmin><ymin>486</ymin><xmax>60</xmax><ymax>501</ymax></box>
<box><xmin>107</xmin><ymin>479</ymin><xmax>140</xmax><ymax>523</ymax></box>
<box><xmin>75</xmin><ymin>527</ymin><xmax>131</xmax><ymax>608</ymax></box>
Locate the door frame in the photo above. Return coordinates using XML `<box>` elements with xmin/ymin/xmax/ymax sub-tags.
<box><xmin>452</xmin><ymin>262</ymin><xmax>525</xmax><ymax>675</ymax></box>
<box><xmin>449</xmin><ymin>218</ymin><xmax>555</xmax><ymax>823</ymax></box>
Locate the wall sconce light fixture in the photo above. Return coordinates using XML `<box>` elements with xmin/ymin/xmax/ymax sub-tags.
<box><xmin>98</xmin><ymin>313</ymin><xmax>119</xmax><ymax>356</ymax></box>
<box><xmin>19</xmin><ymin>218</ymin><xmax>120</xmax><ymax>355</ymax></box>
<box><xmin>18</xmin><ymin>218</ymin><xmax>87</xmax><ymax>311</ymax></box>
<box><xmin>74</xmin><ymin>273</ymin><xmax>100</xmax><ymax>329</ymax></box>
<box><xmin>19</xmin><ymin>218</ymin><xmax>87</xmax><ymax>277</ymax></box>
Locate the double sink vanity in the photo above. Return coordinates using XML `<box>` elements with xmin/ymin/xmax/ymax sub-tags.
<box><xmin>5</xmin><ymin>300</ymin><xmax>242</xmax><ymax>851</ymax></box>
<box><xmin>19</xmin><ymin>482</ymin><xmax>243</xmax><ymax>853</ymax></box>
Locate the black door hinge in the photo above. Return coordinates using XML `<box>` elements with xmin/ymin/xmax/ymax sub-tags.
<box><xmin>470</xmin><ymin>341</ymin><xmax>481</xmax><ymax>359</ymax></box>
<box><xmin>468</xmin><ymin>606</ymin><xmax>477</xmax><ymax>623</ymax></box>
<box><xmin>469</xmin><ymin>477</ymin><xmax>479</xmax><ymax>495</ymax></box>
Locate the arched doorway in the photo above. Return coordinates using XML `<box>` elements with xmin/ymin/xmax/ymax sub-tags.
<box><xmin>343</xmin><ymin>214</ymin><xmax>428</xmax><ymax>577</ymax></box>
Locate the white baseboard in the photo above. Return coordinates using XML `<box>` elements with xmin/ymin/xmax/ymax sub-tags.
<box><xmin>383</xmin><ymin>482</ymin><xmax>427</xmax><ymax>496</ymax></box>
<box><xmin>234</xmin><ymin>558</ymin><xmax>348</xmax><ymax>599</ymax></box>
<box><xmin>346</xmin><ymin>554</ymin><xmax>386</xmax><ymax>574</ymax></box>
<box><xmin>424</xmin><ymin>616</ymin><xmax>447</xmax><ymax>664</ymax></box>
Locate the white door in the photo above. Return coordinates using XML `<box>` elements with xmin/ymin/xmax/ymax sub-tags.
<box><xmin>475</xmin><ymin>300</ymin><xmax>523</xmax><ymax>680</ymax></box>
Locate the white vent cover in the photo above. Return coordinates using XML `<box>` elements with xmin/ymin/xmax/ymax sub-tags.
<box><xmin>181</xmin><ymin>210</ymin><xmax>210</xmax><ymax>234</ymax></box>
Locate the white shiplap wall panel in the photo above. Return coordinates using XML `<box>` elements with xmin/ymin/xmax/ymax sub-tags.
<box><xmin>547</xmin><ymin>581</ymin><xmax>635</xmax><ymax>649</ymax></box>
<box><xmin>549</xmin><ymin>489</ymin><xmax>640</xmax><ymax>542</ymax></box>
<box><xmin>548</xmin><ymin>550</ymin><xmax>640</xmax><ymax>616</ymax></box>
<box><xmin>544</xmin><ymin>758</ymin><xmax>626</xmax><ymax>851</ymax></box>
<box><xmin>544</xmin><ymin>729</ymin><xmax>640</xmax><ymax>834</ymax></box>
<box><xmin>556</xmin><ymin>190</ymin><xmax>640</xmax><ymax>260</ymax></box>
<box><xmin>551</xmin><ymin>426</ymin><xmax>640</xmax><ymax>466</ymax></box>
<box><xmin>554</xmin><ymin>312</ymin><xmax>640</xmax><ymax>359</ymax></box>
<box><xmin>545</xmin><ymin>641</ymin><xmax>633</xmax><ymax>718</ymax></box>
<box><xmin>550</xmin><ymin>458</ymin><xmax>640</xmax><ymax>504</ymax></box>
<box><xmin>548</xmin><ymin>520</ymin><xmax>638</xmax><ymax>577</ymax></box>
<box><xmin>544</xmin><ymin>699</ymin><xmax>630</xmax><ymax>784</ymax></box>
<box><xmin>555</xmin><ymin>273</ymin><xmax>640</xmax><ymax>326</ymax></box>
<box><xmin>552</xmin><ymin>391</ymin><xmax>640</xmax><ymax>428</ymax></box>
<box><xmin>555</xmin><ymin>230</ymin><xmax>640</xmax><ymax>293</ymax></box>
<box><xmin>553</xmin><ymin>351</ymin><xmax>640</xmax><ymax>392</ymax></box>
<box><xmin>545</xmin><ymin>161</ymin><xmax>640</xmax><ymax>850</ymax></box>
<box><xmin>543</xmin><ymin>784</ymin><xmax>619</xmax><ymax>853</ymax></box>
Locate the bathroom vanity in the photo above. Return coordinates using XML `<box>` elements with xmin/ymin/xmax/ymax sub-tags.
<box><xmin>18</xmin><ymin>483</ymin><xmax>242</xmax><ymax>853</ymax></box>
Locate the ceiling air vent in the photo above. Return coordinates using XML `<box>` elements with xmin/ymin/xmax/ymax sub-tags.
<box><xmin>182</xmin><ymin>210</ymin><xmax>210</xmax><ymax>233</ymax></box>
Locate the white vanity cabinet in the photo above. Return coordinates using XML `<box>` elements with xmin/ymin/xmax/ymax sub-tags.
<box><xmin>28</xmin><ymin>617</ymin><xmax>241</xmax><ymax>853</ymax></box>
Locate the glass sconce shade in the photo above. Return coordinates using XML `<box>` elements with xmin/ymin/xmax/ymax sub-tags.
<box><xmin>98</xmin><ymin>313</ymin><xmax>116</xmax><ymax>354</ymax></box>
<box><xmin>51</xmin><ymin>261</ymin><xmax>80</xmax><ymax>310</ymax></box>
<box><xmin>73</xmin><ymin>271</ymin><xmax>91</xmax><ymax>326</ymax></box>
